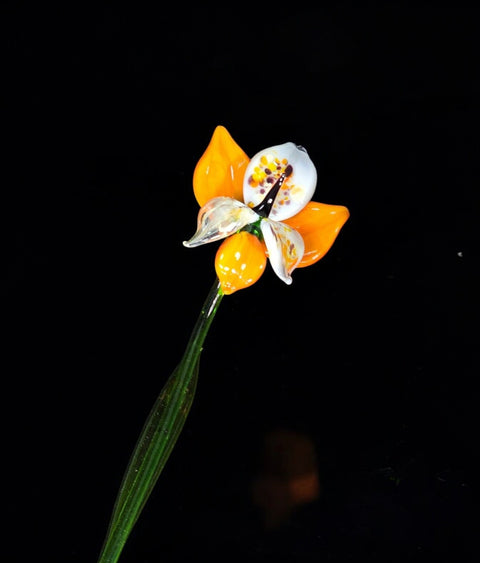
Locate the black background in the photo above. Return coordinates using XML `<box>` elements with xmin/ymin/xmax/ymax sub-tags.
<box><xmin>5</xmin><ymin>3</ymin><xmax>479</xmax><ymax>562</ymax></box>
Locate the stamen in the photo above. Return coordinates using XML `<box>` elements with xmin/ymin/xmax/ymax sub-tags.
<box><xmin>252</xmin><ymin>164</ymin><xmax>293</xmax><ymax>217</ymax></box>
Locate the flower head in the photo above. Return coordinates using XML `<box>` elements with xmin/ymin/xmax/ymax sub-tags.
<box><xmin>184</xmin><ymin>126</ymin><xmax>349</xmax><ymax>295</ymax></box>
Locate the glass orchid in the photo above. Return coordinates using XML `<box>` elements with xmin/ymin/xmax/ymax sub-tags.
<box><xmin>184</xmin><ymin>125</ymin><xmax>350</xmax><ymax>294</ymax></box>
<box><xmin>96</xmin><ymin>126</ymin><xmax>349</xmax><ymax>563</ymax></box>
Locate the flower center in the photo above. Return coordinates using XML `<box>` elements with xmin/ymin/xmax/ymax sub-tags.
<box><xmin>252</xmin><ymin>164</ymin><xmax>293</xmax><ymax>218</ymax></box>
<box><xmin>242</xmin><ymin>217</ymin><xmax>263</xmax><ymax>240</ymax></box>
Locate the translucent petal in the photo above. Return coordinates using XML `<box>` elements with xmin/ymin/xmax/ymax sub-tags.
<box><xmin>283</xmin><ymin>201</ymin><xmax>350</xmax><ymax>267</ymax></box>
<box><xmin>193</xmin><ymin>125</ymin><xmax>250</xmax><ymax>207</ymax></box>
<box><xmin>183</xmin><ymin>197</ymin><xmax>259</xmax><ymax>248</ymax></box>
<box><xmin>215</xmin><ymin>232</ymin><xmax>267</xmax><ymax>295</ymax></box>
<box><xmin>261</xmin><ymin>219</ymin><xmax>305</xmax><ymax>285</ymax></box>
<box><xmin>243</xmin><ymin>142</ymin><xmax>317</xmax><ymax>222</ymax></box>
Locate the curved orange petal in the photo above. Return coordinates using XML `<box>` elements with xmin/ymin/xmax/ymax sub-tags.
<box><xmin>215</xmin><ymin>231</ymin><xmax>267</xmax><ymax>295</ymax></box>
<box><xmin>193</xmin><ymin>125</ymin><xmax>250</xmax><ymax>207</ymax></box>
<box><xmin>283</xmin><ymin>201</ymin><xmax>350</xmax><ymax>267</ymax></box>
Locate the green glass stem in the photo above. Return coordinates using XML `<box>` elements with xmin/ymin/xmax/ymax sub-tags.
<box><xmin>97</xmin><ymin>278</ymin><xmax>224</xmax><ymax>563</ymax></box>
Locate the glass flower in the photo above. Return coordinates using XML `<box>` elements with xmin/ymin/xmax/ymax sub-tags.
<box><xmin>96</xmin><ymin>127</ymin><xmax>351</xmax><ymax>563</ymax></box>
<box><xmin>184</xmin><ymin>125</ymin><xmax>349</xmax><ymax>294</ymax></box>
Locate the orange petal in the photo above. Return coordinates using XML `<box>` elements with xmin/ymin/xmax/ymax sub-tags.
<box><xmin>215</xmin><ymin>231</ymin><xmax>267</xmax><ymax>295</ymax></box>
<box><xmin>283</xmin><ymin>201</ymin><xmax>350</xmax><ymax>267</ymax></box>
<box><xmin>193</xmin><ymin>125</ymin><xmax>250</xmax><ymax>207</ymax></box>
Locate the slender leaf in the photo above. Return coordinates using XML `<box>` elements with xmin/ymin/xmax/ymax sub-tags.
<box><xmin>97</xmin><ymin>279</ymin><xmax>223</xmax><ymax>563</ymax></box>
<box><xmin>97</xmin><ymin>359</ymin><xmax>199</xmax><ymax>563</ymax></box>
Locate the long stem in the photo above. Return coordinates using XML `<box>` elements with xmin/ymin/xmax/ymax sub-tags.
<box><xmin>97</xmin><ymin>278</ymin><xmax>224</xmax><ymax>563</ymax></box>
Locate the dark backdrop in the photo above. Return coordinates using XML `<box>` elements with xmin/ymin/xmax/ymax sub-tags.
<box><xmin>5</xmin><ymin>3</ymin><xmax>479</xmax><ymax>562</ymax></box>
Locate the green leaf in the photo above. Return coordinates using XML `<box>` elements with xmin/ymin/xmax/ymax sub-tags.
<box><xmin>97</xmin><ymin>359</ymin><xmax>199</xmax><ymax>563</ymax></box>
<box><xmin>96</xmin><ymin>279</ymin><xmax>223</xmax><ymax>563</ymax></box>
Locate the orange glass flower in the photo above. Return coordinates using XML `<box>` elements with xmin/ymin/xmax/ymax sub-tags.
<box><xmin>184</xmin><ymin>125</ymin><xmax>349</xmax><ymax>295</ymax></box>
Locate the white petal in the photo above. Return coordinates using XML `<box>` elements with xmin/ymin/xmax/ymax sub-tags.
<box><xmin>243</xmin><ymin>142</ymin><xmax>317</xmax><ymax>221</ymax></box>
<box><xmin>183</xmin><ymin>196</ymin><xmax>259</xmax><ymax>248</ymax></box>
<box><xmin>260</xmin><ymin>219</ymin><xmax>305</xmax><ymax>285</ymax></box>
